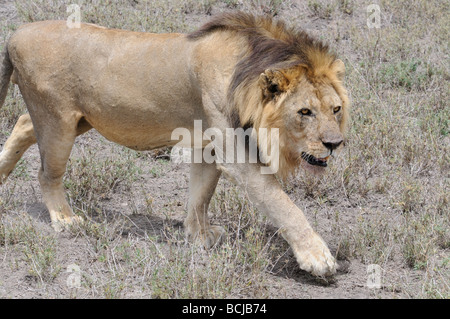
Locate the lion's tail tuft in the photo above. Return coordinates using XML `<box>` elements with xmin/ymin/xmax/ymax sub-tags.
<box><xmin>0</xmin><ymin>43</ymin><xmax>13</xmax><ymax>110</ymax></box>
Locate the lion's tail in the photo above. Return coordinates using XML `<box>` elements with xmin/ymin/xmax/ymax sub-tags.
<box><xmin>0</xmin><ymin>43</ymin><xmax>13</xmax><ymax>110</ymax></box>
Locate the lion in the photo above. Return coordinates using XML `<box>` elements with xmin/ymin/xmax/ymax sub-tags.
<box><xmin>0</xmin><ymin>12</ymin><xmax>349</xmax><ymax>277</ymax></box>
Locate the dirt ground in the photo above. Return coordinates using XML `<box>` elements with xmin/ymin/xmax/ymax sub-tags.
<box><xmin>0</xmin><ymin>0</ymin><xmax>448</xmax><ymax>299</ymax></box>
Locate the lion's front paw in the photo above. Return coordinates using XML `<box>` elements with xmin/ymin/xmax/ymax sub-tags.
<box><xmin>186</xmin><ymin>225</ymin><xmax>226</xmax><ymax>249</ymax></box>
<box><xmin>294</xmin><ymin>232</ymin><xmax>337</xmax><ymax>277</ymax></box>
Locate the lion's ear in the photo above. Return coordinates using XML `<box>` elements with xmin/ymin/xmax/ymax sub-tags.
<box><xmin>331</xmin><ymin>59</ymin><xmax>345</xmax><ymax>80</ymax></box>
<box><xmin>259</xmin><ymin>66</ymin><xmax>307</xmax><ymax>100</ymax></box>
<box><xmin>259</xmin><ymin>69</ymin><xmax>290</xmax><ymax>100</ymax></box>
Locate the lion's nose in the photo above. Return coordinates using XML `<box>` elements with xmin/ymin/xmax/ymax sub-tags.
<box><xmin>322</xmin><ymin>139</ymin><xmax>343</xmax><ymax>150</ymax></box>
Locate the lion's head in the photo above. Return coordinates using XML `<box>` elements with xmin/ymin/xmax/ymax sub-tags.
<box><xmin>255</xmin><ymin>58</ymin><xmax>349</xmax><ymax>178</ymax></box>
<box><xmin>189</xmin><ymin>12</ymin><xmax>350</xmax><ymax>179</ymax></box>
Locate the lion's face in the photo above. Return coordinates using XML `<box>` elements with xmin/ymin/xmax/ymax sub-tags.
<box><xmin>282</xmin><ymin>80</ymin><xmax>345</xmax><ymax>172</ymax></box>
<box><xmin>257</xmin><ymin>60</ymin><xmax>349</xmax><ymax>176</ymax></box>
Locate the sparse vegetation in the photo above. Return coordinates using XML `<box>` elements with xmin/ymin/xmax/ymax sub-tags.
<box><xmin>308</xmin><ymin>0</ymin><xmax>336</xmax><ymax>19</ymax></box>
<box><xmin>0</xmin><ymin>0</ymin><xmax>448</xmax><ymax>298</ymax></box>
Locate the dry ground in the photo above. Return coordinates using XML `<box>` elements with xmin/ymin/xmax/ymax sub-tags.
<box><xmin>0</xmin><ymin>0</ymin><xmax>448</xmax><ymax>299</ymax></box>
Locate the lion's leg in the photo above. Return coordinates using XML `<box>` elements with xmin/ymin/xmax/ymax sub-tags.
<box><xmin>184</xmin><ymin>153</ymin><xmax>224</xmax><ymax>248</ymax></box>
<box><xmin>0</xmin><ymin>114</ymin><xmax>37</xmax><ymax>183</ymax></box>
<box><xmin>218</xmin><ymin>162</ymin><xmax>336</xmax><ymax>277</ymax></box>
<box><xmin>32</xmin><ymin>115</ymin><xmax>83</xmax><ymax>232</ymax></box>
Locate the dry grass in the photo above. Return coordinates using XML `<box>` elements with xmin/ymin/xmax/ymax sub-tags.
<box><xmin>0</xmin><ymin>0</ymin><xmax>448</xmax><ymax>298</ymax></box>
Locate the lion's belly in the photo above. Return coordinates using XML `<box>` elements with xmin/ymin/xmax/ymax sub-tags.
<box><xmin>88</xmin><ymin>121</ymin><xmax>193</xmax><ymax>151</ymax></box>
<box><xmin>81</xmin><ymin>98</ymin><xmax>203</xmax><ymax>151</ymax></box>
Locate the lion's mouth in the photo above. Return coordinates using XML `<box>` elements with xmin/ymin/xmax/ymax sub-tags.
<box><xmin>301</xmin><ymin>152</ymin><xmax>329</xmax><ymax>167</ymax></box>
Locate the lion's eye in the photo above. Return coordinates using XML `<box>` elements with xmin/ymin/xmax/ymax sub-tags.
<box><xmin>299</xmin><ymin>108</ymin><xmax>312</xmax><ymax>116</ymax></box>
<box><xmin>333</xmin><ymin>106</ymin><xmax>341</xmax><ymax>114</ymax></box>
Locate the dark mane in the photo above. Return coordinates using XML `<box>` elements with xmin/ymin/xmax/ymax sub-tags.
<box><xmin>187</xmin><ymin>11</ymin><xmax>336</xmax><ymax>95</ymax></box>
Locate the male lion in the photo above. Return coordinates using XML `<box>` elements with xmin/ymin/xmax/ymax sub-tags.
<box><xmin>0</xmin><ymin>12</ymin><xmax>349</xmax><ymax>277</ymax></box>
